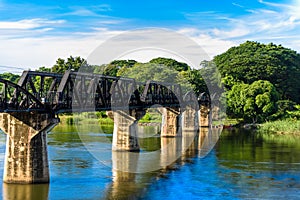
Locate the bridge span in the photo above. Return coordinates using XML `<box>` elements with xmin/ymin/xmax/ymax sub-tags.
<box><xmin>0</xmin><ymin>70</ymin><xmax>211</xmax><ymax>184</ymax></box>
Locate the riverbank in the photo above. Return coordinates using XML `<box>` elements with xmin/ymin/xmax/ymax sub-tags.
<box><xmin>58</xmin><ymin>114</ymin><xmax>113</xmax><ymax>125</ymax></box>
<box><xmin>258</xmin><ymin>119</ymin><xmax>300</xmax><ymax>136</ymax></box>
<box><xmin>57</xmin><ymin>114</ymin><xmax>161</xmax><ymax>126</ymax></box>
<box><xmin>58</xmin><ymin>115</ymin><xmax>300</xmax><ymax>136</ymax></box>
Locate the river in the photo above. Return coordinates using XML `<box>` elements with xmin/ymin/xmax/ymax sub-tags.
<box><xmin>0</xmin><ymin>124</ymin><xmax>299</xmax><ymax>199</ymax></box>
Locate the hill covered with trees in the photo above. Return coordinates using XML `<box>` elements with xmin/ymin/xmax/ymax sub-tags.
<box><xmin>214</xmin><ymin>41</ymin><xmax>300</xmax><ymax>123</ymax></box>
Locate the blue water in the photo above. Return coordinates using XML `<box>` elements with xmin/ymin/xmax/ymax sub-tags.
<box><xmin>0</xmin><ymin>127</ymin><xmax>299</xmax><ymax>199</ymax></box>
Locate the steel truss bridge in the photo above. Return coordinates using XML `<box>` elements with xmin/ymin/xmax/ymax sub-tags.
<box><xmin>0</xmin><ymin>70</ymin><xmax>210</xmax><ymax>114</ymax></box>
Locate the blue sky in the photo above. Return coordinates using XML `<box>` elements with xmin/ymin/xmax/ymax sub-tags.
<box><xmin>0</xmin><ymin>0</ymin><xmax>299</xmax><ymax>72</ymax></box>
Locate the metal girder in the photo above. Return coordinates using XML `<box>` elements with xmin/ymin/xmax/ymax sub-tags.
<box><xmin>0</xmin><ymin>70</ymin><xmax>210</xmax><ymax>114</ymax></box>
<box><xmin>0</xmin><ymin>78</ymin><xmax>47</xmax><ymax>112</ymax></box>
<box><xmin>140</xmin><ymin>80</ymin><xmax>183</xmax><ymax>108</ymax></box>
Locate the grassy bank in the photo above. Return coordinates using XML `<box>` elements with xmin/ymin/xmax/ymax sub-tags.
<box><xmin>258</xmin><ymin>119</ymin><xmax>300</xmax><ymax>136</ymax></box>
<box><xmin>58</xmin><ymin>114</ymin><xmax>113</xmax><ymax>125</ymax></box>
<box><xmin>58</xmin><ymin>111</ymin><xmax>162</xmax><ymax>125</ymax></box>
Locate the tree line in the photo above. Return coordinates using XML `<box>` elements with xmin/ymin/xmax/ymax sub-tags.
<box><xmin>1</xmin><ymin>41</ymin><xmax>300</xmax><ymax>123</ymax></box>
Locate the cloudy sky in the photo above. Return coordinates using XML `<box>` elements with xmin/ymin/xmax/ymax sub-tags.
<box><xmin>0</xmin><ymin>0</ymin><xmax>299</xmax><ymax>73</ymax></box>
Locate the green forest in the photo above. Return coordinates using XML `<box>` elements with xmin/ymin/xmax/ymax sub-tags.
<box><xmin>1</xmin><ymin>41</ymin><xmax>300</xmax><ymax>132</ymax></box>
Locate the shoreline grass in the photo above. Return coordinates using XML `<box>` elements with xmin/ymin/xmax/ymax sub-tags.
<box><xmin>58</xmin><ymin>113</ymin><xmax>161</xmax><ymax>125</ymax></box>
<box><xmin>258</xmin><ymin>119</ymin><xmax>300</xmax><ymax>136</ymax></box>
<box><xmin>58</xmin><ymin>114</ymin><xmax>114</xmax><ymax>125</ymax></box>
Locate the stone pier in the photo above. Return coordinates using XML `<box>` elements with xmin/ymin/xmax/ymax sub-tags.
<box><xmin>181</xmin><ymin>106</ymin><xmax>198</xmax><ymax>134</ymax></box>
<box><xmin>179</xmin><ymin>103</ymin><xmax>199</xmax><ymax>162</ymax></box>
<box><xmin>198</xmin><ymin>104</ymin><xmax>210</xmax><ymax>127</ymax></box>
<box><xmin>112</xmin><ymin>110</ymin><xmax>145</xmax><ymax>151</ymax></box>
<box><xmin>0</xmin><ymin>113</ymin><xmax>59</xmax><ymax>184</ymax></box>
<box><xmin>159</xmin><ymin>108</ymin><xmax>180</xmax><ymax>137</ymax></box>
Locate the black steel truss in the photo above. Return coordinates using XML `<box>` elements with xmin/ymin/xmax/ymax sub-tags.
<box><xmin>0</xmin><ymin>70</ymin><xmax>210</xmax><ymax>114</ymax></box>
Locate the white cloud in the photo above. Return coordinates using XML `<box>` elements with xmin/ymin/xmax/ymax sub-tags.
<box><xmin>232</xmin><ymin>3</ymin><xmax>244</xmax><ymax>8</ymax></box>
<box><xmin>177</xmin><ymin>28</ymin><xmax>237</xmax><ymax>57</ymax></box>
<box><xmin>0</xmin><ymin>27</ymin><xmax>237</xmax><ymax>72</ymax></box>
<box><xmin>0</xmin><ymin>29</ymin><xmax>122</xmax><ymax>71</ymax></box>
<box><xmin>0</xmin><ymin>18</ymin><xmax>65</xmax><ymax>31</ymax></box>
<box><xmin>211</xmin><ymin>27</ymin><xmax>250</xmax><ymax>39</ymax></box>
<box><xmin>184</xmin><ymin>0</ymin><xmax>300</xmax><ymax>54</ymax></box>
<box><xmin>0</xmin><ymin>18</ymin><xmax>65</xmax><ymax>30</ymax></box>
<box><xmin>65</xmin><ymin>8</ymin><xmax>99</xmax><ymax>17</ymax></box>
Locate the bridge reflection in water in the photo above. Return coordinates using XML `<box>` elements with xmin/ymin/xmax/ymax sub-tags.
<box><xmin>105</xmin><ymin>127</ymin><xmax>222</xmax><ymax>200</ymax></box>
<box><xmin>2</xmin><ymin>183</ymin><xmax>49</xmax><ymax>200</ymax></box>
<box><xmin>0</xmin><ymin>126</ymin><xmax>222</xmax><ymax>200</ymax></box>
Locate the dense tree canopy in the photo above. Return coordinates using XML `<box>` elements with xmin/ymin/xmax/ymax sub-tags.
<box><xmin>116</xmin><ymin>60</ymin><xmax>206</xmax><ymax>95</ymax></box>
<box><xmin>214</xmin><ymin>41</ymin><xmax>300</xmax><ymax>103</ymax></box>
<box><xmin>117</xmin><ymin>62</ymin><xmax>178</xmax><ymax>83</ymax></box>
<box><xmin>177</xmin><ymin>69</ymin><xmax>208</xmax><ymax>95</ymax></box>
<box><xmin>0</xmin><ymin>72</ymin><xmax>20</xmax><ymax>91</ymax></box>
<box><xmin>149</xmin><ymin>57</ymin><xmax>190</xmax><ymax>72</ymax></box>
<box><xmin>94</xmin><ymin>60</ymin><xmax>137</xmax><ymax>77</ymax></box>
<box><xmin>227</xmin><ymin>80</ymin><xmax>279</xmax><ymax>123</ymax></box>
<box><xmin>0</xmin><ymin>73</ymin><xmax>20</xmax><ymax>83</ymax></box>
<box><xmin>51</xmin><ymin>56</ymin><xmax>86</xmax><ymax>73</ymax></box>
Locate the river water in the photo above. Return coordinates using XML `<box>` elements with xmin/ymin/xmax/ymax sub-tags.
<box><xmin>0</xmin><ymin>124</ymin><xmax>299</xmax><ymax>200</ymax></box>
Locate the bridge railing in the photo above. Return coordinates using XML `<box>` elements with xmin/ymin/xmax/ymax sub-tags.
<box><xmin>0</xmin><ymin>78</ymin><xmax>46</xmax><ymax>112</ymax></box>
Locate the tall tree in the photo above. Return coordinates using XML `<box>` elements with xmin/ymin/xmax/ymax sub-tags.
<box><xmin>118</xmin><ymin>62</ymin><xmax>178</xmax><ymax>83</ymax></box>
<box><xmin>227</xmin><ymin>80</ymin><xmax>279</xmax><ymax>123</ymax></box>
<box><xmin>149</xmin><ymin>57</ymin><xmax>190</xmax><ymax>72</ymax></box>
<box><xmin>93</xmin><ymin>60</ymin><xmax>137</xmax><ymax>76</ymax></box>
<box><xmin>51</xmin><ymin>56</ymin><xmax>86</xmax><ymax>73</ymax></box>
<box><xmin>0</xmin><ymin>73</ymin><xmax>20</xmax><ymax>83</ymax></box>
<box><xmin>214</xmin><ymin>41</ymin><xmax>300</xmax><ymax>103</ymax></box>
<box><xmin>0</xmin><ymin>73</ymin><xmax>20</xmax><ymax>91</ymax></box>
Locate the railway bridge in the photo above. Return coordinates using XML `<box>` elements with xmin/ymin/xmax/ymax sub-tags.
<box><xmin>0</xmin><ymin>70</ymin><xmax>210</xmax><ymax>183</ymax></box>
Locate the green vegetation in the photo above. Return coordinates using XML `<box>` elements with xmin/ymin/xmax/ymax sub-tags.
<box><xmin>258</xmin><ymin>119</ymin><xmax>300</xmax><ymax>136</ymax></box>
<box><xmin>139</xmin><ymin>110</ymin><xmax>162</xmax><ymax>123</ymax></box>
<box><xmin>59</xmin><ymin>113</ymin><xmax>113</xmax><ymax>125</ymax></box>
<box><xmin>214</xmin><ymin>41</ymin><xmax>300</xmax><ymax>124</ymax></box>
<box><xmin>95</xmin><ymin>59</ymin><xmax>137</xmax><ymax>76</ymax></box>
<box><xmin>51</xmin><ymin>56</ymin><xmax>87</xmax><ymax>73</ymax></box>
<box><xmin>214</xmin><ymin>41</ymin><xmax>300</xmax><ymax>102</ymax></box>
<box><xmin>0</xmin><ymin>72</ymin><xmax>20</xmax><ymax>91</ymax></box>
<box><xmin>227</xmin><ymin>80</ymin><xmax>279</xmax><ymax>123</ymax></box>
<box><xmin>1</xmin><ymin>41</ymin><xmax>300</xmax><ymax>133</ymax></box>
<box><xmin>0</xmin><ymin>72</ymin><xmax>20</xmax><ymax>83</ymax></box>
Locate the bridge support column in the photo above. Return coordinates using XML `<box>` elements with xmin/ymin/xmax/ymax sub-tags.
<box><xmin>0</xmin><ymin>113</ymin><xmax>59</xmax><ymax>184</ymax></box>
<box><xmin>112</xmin><ymin>110</ymin><xmax>145</xmax><ymax>151</ymax></box>
<box><xmin>159</xmin><ymin>108</ymin><xmax>180</xmax><ymax>137</ymax></box>
<box><xmin>181</xmin><ymin>106</ymin><xmax>198</xmax><ymax>134</ymax></box>
<box><xmin>198</xmin><ymin>105</ymin><xmax>210</xmax><ymax>127</ymax></box>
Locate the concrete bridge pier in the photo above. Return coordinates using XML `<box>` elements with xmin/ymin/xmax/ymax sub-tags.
<box><xmin>181</xmin><ymin>105</ymin><xmax>199</xmax><ymax>135</ymax></box>
<box><xmin>198</xmin><ymin>104</ymin><xmax>210</xmax><ymax>127</ymax></box>
<box><xmin>0</xmin><ymin>113</ymin><xmax>59</xmax><ymax>184</ymax></box>
<box><xmin>159</xmin><ymin>108</ymin><xmax>180</xmax><ymax>137</ymax></box>
<box><xmin>112</xmin><ymin>110</ymin><xmax>145</xmax><ymax>151</ymax></box>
